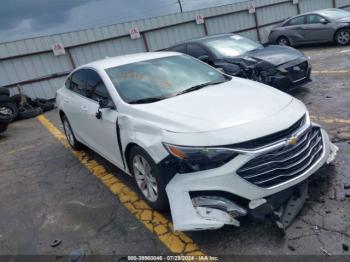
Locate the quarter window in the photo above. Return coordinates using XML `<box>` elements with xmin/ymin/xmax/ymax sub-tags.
<box><xmin>70</xmin><ymin>70</ymin><xmax>86</xmax><ymax>96</ymax></box>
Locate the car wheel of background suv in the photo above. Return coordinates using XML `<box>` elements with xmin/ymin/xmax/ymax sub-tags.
<box><xmin>129</xmin><ymin>146</ymin><xmax>170</xmax><ymax>210</ymax></box>
<box><xmin>277</xmin><ymin>36</ymin><xmax>290</xmax><ymax>46</ymax></box>
<box><xmin>62</xmin><ymin>115</ymin><xmax>83</xmax><ymax>150</ymax></box>
<box><xmin>335</xmin><ymin>29</ymin><xmax>350</xmax><ymax>46</ymax></box>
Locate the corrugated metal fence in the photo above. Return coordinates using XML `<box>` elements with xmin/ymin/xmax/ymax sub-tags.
<box><xmin>0</xmin><ymin>0</ymin><xmax>349</xmax><ymax>99</ymax></box>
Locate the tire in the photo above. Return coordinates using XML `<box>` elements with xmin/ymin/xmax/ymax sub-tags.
<box><xmin>335</xmin><ymin>29</ymin><xmax>350</xmax><ymax>46</ymax></box>
<box><xmin>0</xmin><ymin>88</ymin><xmax>10</xmax><ymax>96</ymax></box>
<box><xmin>32</xmin><ymin>98</ymin><xmax>55</xmax><ymax>112</ymax></box>
<box><xmin>10</xmin><ymin>94</ymin><xmax>33</xmax><ymax>107</ymax></box>
<box><xmin>0</xmin><ymin>122</ymin><xmax>8</xmax><ymax>133</ymax></box>
<box><xmin>0</xmin><ymin>102</ymin><xmax>18</xmax><ymax>122</ymax></box>
<box><xmin>61</xmin><ymin>115</ymin><xmax>83</xmax><ymax>150</ymax></box>
<box><xmin>277</xmin><ymin>36</ymin><xmax>290</xmax><ymax>46</ymax></box>
<box><xmin>0</xmin><ymin>94</ymin><xmax>11</xmax><ymax>103</ymax></box>
<box><xmin>128</xmin><ymin>146</ymin><xmax>170</xmax><ymax>210</ymax></box>
<box><xmin>18</xmin><ymin>105</ymin><xmax>43</xmax><ymax>119</ymax></box>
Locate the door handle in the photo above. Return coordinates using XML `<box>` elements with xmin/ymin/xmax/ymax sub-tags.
<box><xmin>80</xmin><ymin>105</ymin><xmax>88</xmax><ymax>112</ymax></box>
<box><xmin>64</xmin><ymin>99</ymin><xmax>70</xmax><ymax>103</ymax></box>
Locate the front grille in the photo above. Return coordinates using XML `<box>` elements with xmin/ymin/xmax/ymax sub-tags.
<box><xmin>231</xmin><ymin>115</ymin><xmax>305</xmax><ymax>149</ymax></box>
<box><xmin>237</xmin><ymin>127</ymin><xmax>324</xmax><ymax>188</ymax></box>
<box><xmin>286</xmin><ymin>61</ymin><xmax>308</xmax><ymax>82</ymax></box>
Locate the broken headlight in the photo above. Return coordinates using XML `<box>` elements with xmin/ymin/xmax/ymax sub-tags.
<box><xmin>163</xmin><ymin>143</ymin><xmax>238</xmax><ymax>172</ymax></box>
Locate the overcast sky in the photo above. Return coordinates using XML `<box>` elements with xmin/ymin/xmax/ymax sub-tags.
<box><xmin>0</xmin><ymin>0</ymin><xmax>247</xmax><ymax>43</ymax></box>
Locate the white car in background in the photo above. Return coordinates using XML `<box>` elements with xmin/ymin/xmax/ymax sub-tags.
<box><xmin>56</xmin><ymin>52</ymin><xmax>337</xmax><ymax>231</ymax></box>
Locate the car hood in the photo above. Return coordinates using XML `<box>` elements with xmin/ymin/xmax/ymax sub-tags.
<box><xmin>245</xmin><ymin>45</ymin><xmax>304</xmax><ymax>66</ymax></box>
<box><xmin>132</xmin><ymin>78</ymin><xmax>293</xmax><ymax>133</ymax></box>
<box><xmin>337</xmin><ymin>16</ymin><xmax>350</xmax><ymax>23</ymax></box>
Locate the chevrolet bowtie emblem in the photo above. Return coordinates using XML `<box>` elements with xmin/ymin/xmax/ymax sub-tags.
<box><xmin>288</xmin><ymin>136</ymin><xmax>298</xmax><ymax>145</ymax></box>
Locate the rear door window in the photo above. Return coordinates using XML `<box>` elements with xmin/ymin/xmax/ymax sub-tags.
<box><xmin>187</xmin><ymin>44</ymin><xmax>208</xmax><ymax>58</ymax></box>
<box><xmin>169</xmin><ymin>44</ymin><xmax>187</xmax><ymax>54</ymax></box>
<box><xmin>286</xmin><ymin>16</ymin><xmax>305</xmax><ymax>26</ymax></box>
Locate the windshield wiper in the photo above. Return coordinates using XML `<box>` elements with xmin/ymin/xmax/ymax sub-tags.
<box><xmin>175</xmin><ymin>80</ymin><xmax>226</xmax><ymax>96</ymax></box>
<box><xmin>129</xmin><ymin>96</ymin><xmax>166</xmax><ymax>104</ymax></box>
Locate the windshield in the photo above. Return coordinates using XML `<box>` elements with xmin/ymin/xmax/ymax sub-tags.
<box><xmin>105</xmin><ymin>55</ymin><xmax>227</xmax><ymax>104</ymax></box>
<box><xmin>205</xmin><ymin>35</ymin><xmax>263</xmax><ymax>58</ymax></box>
<box><xmin>318</xmin><ymin>9</ymin><xmax>350</xmax><ymax>20</ymax></box>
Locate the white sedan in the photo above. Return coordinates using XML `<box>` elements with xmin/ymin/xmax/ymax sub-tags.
<box><xmin>56</xmin><ymin>52</ymin><xmax>337</xmax><ymax>231</ymax></box>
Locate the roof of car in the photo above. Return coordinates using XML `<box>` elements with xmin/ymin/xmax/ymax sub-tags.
<box><xmin>82</xmin><ymin>51</ymin><xmax>181</xmax><ymax>70</ymax></box>
<box><xmin>286</xmin><ymin>8</ymin><xmax>343</xmax><ymax>20</ymax></box>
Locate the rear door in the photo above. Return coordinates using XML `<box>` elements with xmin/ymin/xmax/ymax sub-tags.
<box><xmin>64</xmin><ymin>69</ymin><xmax>90</xmax><ymax>142</ymax></box>
<box><xmin>78</xmin><ymin>69</ymin><xmax>123</xmax><ymax>168</ymax></box>
<box><xmin>283</xmin><ymin>15</ymin><xmax>306</xmax><ymax>44</ymax></box>
<box><xmin>302</xmin><ymin>14</ymin><xmax>334</xmax><ymax>43</ymax></box>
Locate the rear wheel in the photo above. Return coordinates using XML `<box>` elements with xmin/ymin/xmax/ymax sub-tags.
<box><xmin>335</xmin><ymin>29</ymin><xmax>350</xmax><ymax>45</ymax></box>
<box><xmin>129</xmin><ymin>146</ymin><xmax>169</xmax><ymax>210</ymax></box>
<box><xmin>277</xmin><ymin>36</ymin><xmax>290</xmax><ymax>46</ymax></box>
<box><xmin>62</xmin><ymin>115</ymin><xmax>83</xmax><ymax>150</ymax></box>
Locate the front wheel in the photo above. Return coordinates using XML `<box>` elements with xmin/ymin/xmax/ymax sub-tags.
<box><xmin>335</xmin><ymin>29</ymin><xmax>350</xmax><ymax>46</ymax></box>
<box><xmin>129</xmin><ymin>146</ymin><xmax>170</xmax><ymax>210</ymax></box>
<box><xmin>62</xmin><ymin>115</ymin><xmax>83</xmax><ymax>150</ymax></box>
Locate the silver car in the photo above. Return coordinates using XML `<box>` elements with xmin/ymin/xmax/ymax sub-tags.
<box><xmin>269</xmin><ymin>8</ymin><xmax>350</xmax><ymax>46</ymax></box>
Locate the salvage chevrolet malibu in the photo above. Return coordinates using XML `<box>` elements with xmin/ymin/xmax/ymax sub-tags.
<box><xmin>56</xmin><ymin>52</ymin><xmax>338</xmax><ymax>231</ymax></box>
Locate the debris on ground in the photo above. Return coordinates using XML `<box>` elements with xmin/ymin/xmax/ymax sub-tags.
<box><xmin>320</xmin><ymin>247</ymin><xmax>331</xmax><ymax>256</ymax></box>
<box><xmin>288</xmin><ymin>245</ymin><xmax>296</xmax><ymax>251</ymax></box>
<box><xmin>343</xmin><ymin>244</ymin><xmax>349</xmax><ymax>252</ymax></box>
<box><xmin>50</xmin><ymin>239</ymin><xmax>62</xmax><ymax>247</ymax></box>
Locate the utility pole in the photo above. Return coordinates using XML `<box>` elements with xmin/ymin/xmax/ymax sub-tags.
<box><xmin>178</xmin><ymin>0</ymin><xmax>183</xmax><ymax>13</ymax></box>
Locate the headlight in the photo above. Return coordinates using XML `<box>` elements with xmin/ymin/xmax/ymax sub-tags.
<box><xmin>163</xmin><ymin>143</ymin><xmax>238</xmax><ymax>172</ymax></box>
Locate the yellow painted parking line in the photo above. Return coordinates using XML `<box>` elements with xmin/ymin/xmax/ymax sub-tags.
<box><xmin>5</xmin><ymin>143</ymin><xmax>43</xmax><ymax>155</ymax></box>
<box><xmin>310</xmin><ymin>115</ymin><xmax>350</xmax><ymax>125</ymax></box>
<box><xmin>313</xmin><ymin>70</ymin><xmax>350</xmax><ymax>74</ymax></box>
<box><xmin>36</xmin><ymin>115</ymin><xmax>205</xmax><ymax>256</ymax></box>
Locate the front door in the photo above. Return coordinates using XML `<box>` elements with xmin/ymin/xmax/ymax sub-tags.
<box><xmin>78</xmin><ymin>69</ymin><xmax>124</xmax><ymax>168</ymax></box>
<box><xmin>302</xmin><ymin>15</ymin><xmax>334</xmax><ymax>43</ymax></box>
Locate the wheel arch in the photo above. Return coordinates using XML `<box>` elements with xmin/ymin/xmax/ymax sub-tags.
<box><xmin>59</xmin><ymin>109</ymin><xmax>65</xmax><ymax>121</ymax></box>
<box><xmin>334</xmin><ymin>27</ymin><xmax>350</xmax><ymax>42</ymax></box>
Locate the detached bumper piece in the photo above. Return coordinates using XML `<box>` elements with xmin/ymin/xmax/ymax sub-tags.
<box><xmin>272</xmin><ymin>181</ymin><xmax>308</xmax><ymax>233</ymax></box>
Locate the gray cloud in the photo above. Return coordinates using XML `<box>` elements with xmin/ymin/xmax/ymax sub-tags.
<box><xmin>0</xmin><ymin>0</ymin><xmax>247</xmax><ymax>43</ymax></box>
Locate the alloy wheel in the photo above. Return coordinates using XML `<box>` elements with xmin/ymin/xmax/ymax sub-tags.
<box><xmin>63</xmin><ymin>119</ymin><xmax>75</xmax><ymax>146</ymax></box>
<box><xmin>278</xmin><ymin>37</ymin><xmax>289</xmax><ymax>46</ymax></box>
<box><xmin>133</xmin><ymin>154</ymin><xmax>158</xmax><ymax>202</ymax></box>
<box><xmin>337</xmin><ymin>31</ymin><xmax>350</xmax><ymax>45</ymax></box>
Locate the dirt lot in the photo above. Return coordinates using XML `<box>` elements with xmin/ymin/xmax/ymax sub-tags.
<box><xmin>0</xmin><ymin>45</ymin><xmax>349</xmax><ymax>259</ymax></box>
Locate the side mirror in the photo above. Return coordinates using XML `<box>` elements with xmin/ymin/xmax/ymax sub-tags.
<box><xmin>198</xmin><ymin>55</ymin><xmax>210</xmax><ymax>63</ymax></box>
<box><xmin>98</xmin><ymin>99</ymin><xmax>114</xmax><ymax>109</ymax></box>
<box><xmin>96</xmin><ymin>99</ymin><xmax>114</xmax><ymax>119</ymax></box>
<box><xmin>320</xmin><ymin>18</ymin><xmax>328</xmax><ymax>24</ymax></box>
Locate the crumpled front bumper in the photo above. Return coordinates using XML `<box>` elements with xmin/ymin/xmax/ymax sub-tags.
<box><xmin>165</xmin><ymin>128</ymin><xmax>338</xmax><ymax>231</ymax></box>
